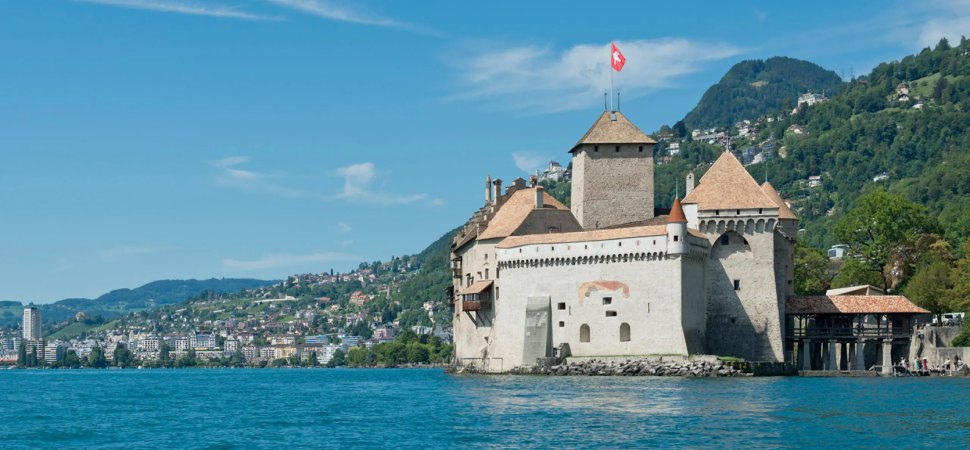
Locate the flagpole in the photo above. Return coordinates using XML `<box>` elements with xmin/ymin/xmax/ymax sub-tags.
<box><xmin>610</xmin><ymin>42</ymin><xmax>614</xmax><ymax>112</ymax></box>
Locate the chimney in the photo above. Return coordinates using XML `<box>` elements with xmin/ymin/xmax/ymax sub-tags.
<box><xmin>685</xmin><ymin>172</ymin><xmax>695</xmax><ymax>196</ymax></box>
<box><xmin>535</xmin><ymin>185</ymin><xmax>544</xmax><ymax>209</ymax></box>
<box><xmin>493</xmin><ymin>179</ymin><xmax>503</xmax><ymax>205</ymax></box>
<box><xmin>529</xmin><ymin>175</ymin><xmax>538</xmax><ymax>187</ymax></box>
<box><xmin>486</xmin><ymin>176</ymin><xmax>493</xmax><ymax>205</ymax></box>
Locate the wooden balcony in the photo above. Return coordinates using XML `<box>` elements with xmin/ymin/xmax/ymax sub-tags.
<box><xmin>462</xmin><ymin>298</ymin><xmax>492</xmax><ymax>311</ymax></box>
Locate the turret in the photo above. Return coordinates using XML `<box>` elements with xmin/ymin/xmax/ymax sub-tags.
<box><xmin>666</xmin><ymin>198</ymin><xmax>688</xmax><ymax>256</ymax></box>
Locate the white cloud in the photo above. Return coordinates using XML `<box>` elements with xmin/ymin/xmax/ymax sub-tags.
<box><xmin>99</xmin><ymin>244</ymin><xmax>165</xmax><ymax>263</ymax></box>
<box><xmin>222</xmin><ymin>252</ymin><xmax>357</xmax><ymax>271</ymax></box>
<box><xmin>753</xmin><ymin>9</ymin><xmax>767</xmax><ymax>23</ymax></box>
<box><xmin>207</xmin><ymin>156</ymin><xmax>306</xmax><ymax>198</ymax></box>
<box><xmin>337</xmin><ymin>221</ymin><xmax>352</xmax><ymax>233</ymax></box>
<box><xmin>512</xmin><ymin>151</ymin><xmax>552</xmax><ymax>175</ymax></box>
<box><xmin>333</xmin><ymin>162</ymin><xmax>430</xmax><ymax>205</ymax></box>
<box><xmin>452</xmin><ymin>39</ymin><xmax>743</xmax><ymax>113</ymax></box>
<box><xmin>76</xmin><ymin>0</ymin><xmax>278</xmax><ymax>21</ymax></box>
<box><xmin>335</xmin><ymin>240</ymin><xmax>353</xmax><ymax>248</ymax></box>
<box><xmin>916</xmin><ymin>0</ymin><xmax>970</xmax><ymax>47</ymax></box>
<box><xmin>265</xmin><ymin>0</ymin><xmax>436</xmax><ymax>34</ymax></box>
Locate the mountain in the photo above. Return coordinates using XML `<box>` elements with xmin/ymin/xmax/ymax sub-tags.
<box><xmin>664</xmin><ymin>38</ymin><xmax>970</xmax><ymax>250</ymax></box>
<box><xmin>0</xmin><ymin>278</ymin><xmax>276</xmax><ymax>327</ymax></box>
<box><xmin>683</xmin><ymin>57</ymin><xmax>844</xmax><ymax>129</ymax></box>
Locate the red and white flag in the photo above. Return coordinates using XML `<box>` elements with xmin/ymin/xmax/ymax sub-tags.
<box><xmin>611</xmin><ymin>42</ymin><xmax>626</xmax><ymax>72</ymax></box>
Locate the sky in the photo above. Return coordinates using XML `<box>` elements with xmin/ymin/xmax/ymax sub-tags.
<box><xmin>2</xmin><ymin>0</ymin><xmax>969</xmax><ymax>303</ymax></box>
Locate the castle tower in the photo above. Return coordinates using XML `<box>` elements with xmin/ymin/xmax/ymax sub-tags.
<box><xmin>682</xmin><ymin>151</ymin><xmax>787</xmax><ymax>362</ymax></box>
<box><xmin>570</xmin><ymin>111</ymin><xmax>656</xmax><ymax>230</ymax></box>
<box><xmin>666</xmin><ymin>197</ymin><xmax>688</xmax><ymax>256</ymax></box>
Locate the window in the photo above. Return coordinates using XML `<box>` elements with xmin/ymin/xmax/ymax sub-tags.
<box><xmin>580</xmin><ymin>324</ymin><xmax>590</xmax><ymax>342</ymax></box>
<box><xmin>557</xmin><ymin>302</ymin><xmax>566</xmax><ymax>310</ymax></box>
<box><xmin>594</xmin><ymin>146</ymin><xmax>599</xmax><ymax>152</ymax></box>
<box><xmin>715</xmin><ymin>210</ymin><xmax>720</xmax><ymax>216</ymax></box>
<box><xmin>734</xmin><ymin>279</ymin><xmax>741</xmax><ymax>290</ymax></box>
<box><xmin>720</xmin><ymin>234</ymin><xmax>729</xmax><ymax>245</ymax></box>
<box><xmin>673</xmin><ymin>235</ymin><xmax>679</xmax><ymax>242</ymax></box>
<box><xmin>484</xmin><ymin>253</ymin><xmax>488</xmax><ymax>260</ymax></box>
<box><xmin>758</xmin><ymin>208</ymin><xmax>763</xmax><ymax>214</ymax></box>
<box><xmin>605</xmin><ymin>311</ymin><xmax>617</xmax><ymax>317</ymax></box>
<box><xmin>602</xmin><ymin>297</ymin><xmax>612</xmax><ymax>305</ymax></box>
<box><xmin>736</xmin><ymin>210</ymin><xmax>741</xmax><ymax>215</ymax></box>
<box><xmin>615</xmin><ymin>146</ymin><xmax>620</xmax><ymax>152</ymax></box>
<box><xmin>620</xmin><ymin>323</ymin><xmax>631</xmax><ymax>342</ymax></box>
<box><xmin>638</xmin><ymin>146</ymin><xmax>643</xmax><ymax>152</ymax></box>
<box><xmin>559</xmin><ymin>321</ymin><xmax>565</xmax><ymax>328</ymax></box>
<box><xmin>484</xmin><ymin>269</ymin><xmax>489</xmax><ymax>279</ymax></box>
<box><xmin>496</xmin><ymin>268</ymin><xmax>500</xmax><ymax>278</ymax></box>
<box><xmin>495</xmin><ymin>287</ymin><xmax>499</xmax><ymax>300</ymax></box>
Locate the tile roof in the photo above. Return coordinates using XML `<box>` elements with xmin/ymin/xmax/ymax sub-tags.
<box><xmin>760</xmin><ymin>182</ymin><xmax>798</xmax><ymax>220</ymax></box>
<box><xmin>460</xmin><ymin>280</ymin><xmax>493</xmax><ymax>295</ymax></box>
<box><xmin>477</xmin><ymin>188</ymin><xmax>570</xmax><ymax>240</ymax></box>
<box><xmin>682</xmin><ymin>152</ymin><xmax>779</xmax><ymax>210</ymax></box>
<box><xmin>496</xmin><ymin>224</ymin><xmax>705</xmax><ymax>248</ymax></box>
<box><xmin>786</xmin><ymin>295</ymin><xmax>930</xmax><ymax>315</ymax></box>
<box><xmin>571</xmin><ymin>111</ymin><xmax>656</xmax><ymax>152</ymax></box>
<box><xmin>667</xmin><ymin>198</ymin><xmax>687</xmax><ymax>223</ymax></box>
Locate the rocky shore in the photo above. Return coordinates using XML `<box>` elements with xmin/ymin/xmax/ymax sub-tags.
<box><xmin>441</xmin><ymin>357</ymin><xmax>754</xmax><ymax>376</ymax></box>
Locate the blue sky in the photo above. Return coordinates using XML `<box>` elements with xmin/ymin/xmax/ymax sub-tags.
<box><xmin>2</xmin><ymin>0</ymin><xmax>968</xmax><ymax>303</ymax></box>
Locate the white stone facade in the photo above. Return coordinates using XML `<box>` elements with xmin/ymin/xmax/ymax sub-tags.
<box><xmin>451</xmin><ymin>112</ymin><xmax>795</xmax><ymax>373</ymax></box>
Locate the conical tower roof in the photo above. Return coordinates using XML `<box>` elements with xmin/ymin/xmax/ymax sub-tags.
<box><xmin>682</xmin><ymin>152</ymin><xmax>778</xmax><ymax>210</ymax></box>
<box><xmin>667</xmin><ymin>197</ymin><xmax>687</xmax><ymax>223</ymax></box>
<box><xmin>570</xmin><ymin>111</ymin><xmax>656</xmax><ymax>153</ymax></box>
<box><xmin>761</xmin><ymin>182</ymin><xmax>798</xmax><ymax>220</ymax></box>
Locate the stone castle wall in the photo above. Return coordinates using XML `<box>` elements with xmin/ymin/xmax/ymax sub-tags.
<box><xmin>571</xmin><ymin>144</ymin><xmax>653</xmax><ymax>229</ymax></box>
<box><xmin>703</xmin><ymin>217</ymin><xmax>785</xmax><ymax>362</ymax></box>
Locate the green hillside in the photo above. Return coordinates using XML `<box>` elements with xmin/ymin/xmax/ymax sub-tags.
<box><xmin>683</xmin><ymin>56</ymin><xmax>844</xmax><ymax>129</ymax></box>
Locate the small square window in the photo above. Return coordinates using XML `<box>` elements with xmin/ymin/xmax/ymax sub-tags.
<box><xmin>733</xmin><ymin>279</ymin><xmax>741</xmax><ymax>290</ymax></box>
<box><xmin>639</xmin><ymin>146</ymin><xmax>643</xmax><ymax>152</ymax></box>
<box><xmin>605</xmin><ymin>311</ymin><xmax>617</xmax><ymax>317</ymax></box>
<box><xmin>721</xmin><ymin>235</ymin><xmax>729</xmax><ymax>245</ymax></box>
<box><xmin>594</xmin><ymin>146</ymin><xmax>599</xmax><ymax>152</ymax></box>
<box><xmin>558</xmin><ymin>321</ymin><xmax>565</xmax><ymax>328</ymax></box>
<box><xmin>673</xmin><ymin>236</ymin><xmax>679</xmax><ymax>242</ymax></box>
<box><xmin>557</xmin><ymin>302</ymin><xmax>566</xmax><ymax>310</ymax></box>
<box><xmin>602</xmin><ymin>297</ymin><xmax>612</xmax><ymax>305</ymax></box>
<box><xmin>615</xmin><ymin>146</ymin><xmax>620</xmax><ymax>152</ymax></box>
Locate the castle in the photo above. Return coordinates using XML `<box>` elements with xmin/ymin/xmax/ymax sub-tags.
<box><xmin>449</xmin><ymin>110</ymin><xmax>797</xmax><ymax>373</ymax></box>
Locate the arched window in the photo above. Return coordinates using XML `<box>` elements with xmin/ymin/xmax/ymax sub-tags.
<box><xmin>580</xmin><ymin>324</ymin><xmax>590</xmax><ymax>343</ymax></box>
<box><xmin>620</xmin><ymin>323</ymin><xmax>631</xmax><ymax>342</ymax></box>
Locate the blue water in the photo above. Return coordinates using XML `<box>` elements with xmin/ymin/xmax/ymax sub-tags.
<box><xmin>2</xmin><ymin>369</ymin><xmax>969</xmax><ymax>449</ymax></box>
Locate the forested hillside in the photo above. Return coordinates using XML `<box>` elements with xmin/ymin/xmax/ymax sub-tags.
<box><xmin>683</xmin><ymin>57</ymin><xmax>844</xmax><ymax>129</ymax></box>
<box><xmin>653</xmin><ymin>38</ymin><xmax>970</xmax><ymax>251</ymax></box>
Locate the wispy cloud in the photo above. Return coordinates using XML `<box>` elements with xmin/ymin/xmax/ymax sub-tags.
<box><xmin>208</xmin><ymin>156</ymin><xmax>306</xmax><ymax>198</ymax></box>
<box><xmin>265</xmin><ymin>0</ymin><xmax>436</xmax><ymax>34</ymax></box>
<box><xmin>337</xmin><ymin>221</ymin><xmax>352</xmax><ymax>233</ymax></box>
<box><xmin>76</xmin><ymin>0</ymin><xmax>279</xmax><ymax>21</ymax></box>
<box><xmin>451</xmin><ymin>39</ymin><xmax>743</xmax><ymax>113</ymax></box>
<box><xmin>333</xmin><ymin>162</ymin><xmax>434</xmax><ymax>205</ymax></box>
<box><xmin>915</xmin><ymin>0</ymin><xmax>970</xmax><ymax>47</ymax></box>
<box><xmin>512</xmin><ymin>151</ymin><xmax>551</xmax><ymax>175</ymax></box>
<box><xmin>222</xmin><ymin>252</ymin><xmax>358</xmax><ymax>271</ymax></box>
<box><xmin>99</xmin><ymin>244</ymin><xmax>165</xmax><ymax>263</ymax></box>
<box><xmin>753</xmin><ymin>9</ymin><xmax>767</xmax><ymax>23</ymax></box>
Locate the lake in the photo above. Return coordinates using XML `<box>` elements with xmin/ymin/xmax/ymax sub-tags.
<box><xmin>1</xmin><ymin>369</ymin><xmax>968</xmax><ymax>448</ymax></box>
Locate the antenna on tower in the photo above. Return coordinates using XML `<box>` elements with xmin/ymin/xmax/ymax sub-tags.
<box><xmin>617</xmin><ymin>89</ymin><xmax>621</xmax><ymax>111</ymax></box>
<box><xmin>604</xmin><ymin>90</ymin><xmax>608</xmax><ymax>111</ymax></box>
<box><xmin>764</xmin><ymin>160</ymin><xmax>769</xmax><ymax>183</ymax></box>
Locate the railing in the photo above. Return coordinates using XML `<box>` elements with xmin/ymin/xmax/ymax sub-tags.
<box><xmin>787</xmin><ymin>327</ymin><xmax>912</xmax><ymax>340</ymax></box>
<box><xmin>462</xmin><ymin>298</ymin><xmax>492</xmax><ymax>311</ymax></box>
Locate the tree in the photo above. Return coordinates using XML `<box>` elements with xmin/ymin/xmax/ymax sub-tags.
<box><xmin>794</xmin><ymin>242</ymin><xmax>831</xmax><ymax>295</ymax></box>
<box><xmin>113</xmin><ymin>343</ymin><xmax>134</xmax><ymax>368</ymax></box>
<box><xmin>88</xmin><ymin>345</ymin><xmax>108</xmax><ymax>369</ymax></box>
<box><xmin>307</xmin><ymin>351</ymin><xmax>319</xmax><ymax>367</ymax></box>
<box><xmin>159</xmin><ymin>342</ymin><xmax>172</xmax><ymax>367</ymax></box>
<box><xmin>345</xmin><ymin>347</ymin><xmax>369</xmax><ymax>367</ymax></box>
<box><xmin>328</xmin><ymin>349</ymin><xmax>346</xmax><ymax>368</ymax></box>
<box><xmin>406</xmin><ymin>343</ymin><xmax>430</xmax><ymax>364</ymax></box>
<box><xmin>17</xmin><ymin>339</ymin><xmax>27</xmax><ymax>367</ymax></box>
<box><xmin>833</xmin><ymin>189</ymin><xmax>938</xmax><ymax>292</ymax></box>
<box><xmin>63</xmin><ymin>350</ymin><xmax>82</xmax><ymax>369</ymax></box>
<box><xmin>906</xmin><ymin>262</ymin><xmax>954</xmax><ymax>323</ymax></box>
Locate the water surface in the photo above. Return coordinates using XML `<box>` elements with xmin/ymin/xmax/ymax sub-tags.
<box><xmin>2</xmin><ymin>369</ymin><xmax>968</xmax><ymax>448</ymax></box>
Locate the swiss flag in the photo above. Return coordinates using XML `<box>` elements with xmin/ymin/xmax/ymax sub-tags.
<box><xmin>611</xmin><ymin>42</ymin><xmax>626</xmax><ymax>72</ymax></box>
